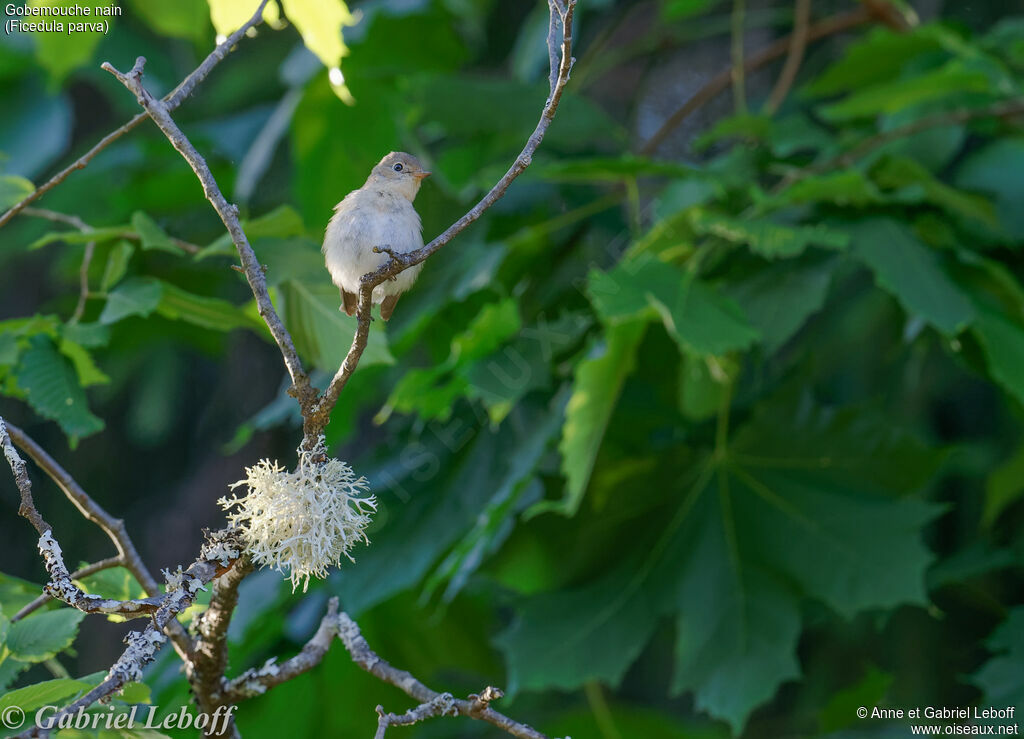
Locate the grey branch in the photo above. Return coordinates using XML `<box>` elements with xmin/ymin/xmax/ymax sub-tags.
<box><xmin>221</xmin><ymin>597</ymin><xmax>342</xmax><ymax>703</ymax></box>
<box><xmin>12</xmin><ymin>555</ymin><xmax>124</xmax><ymax>622</ymax></box>
<box><xmin>306</xmin><ymin>0</ymin><xmax>578</xmax><ymax>437</ymax></box>
<box><xmin>0</xmin><ymin>0</ymin><xmax>271</xmax><ymax>231</ymax></box>
<box><xmin>3</xmin><ymin>421</ymin><xmax>193</xmax><ymax>657</ymax></box>
<box><xmin>375</xmin><ymin>694</ymin><xmax>457</xmax><ymax>738</ymax></box>
<box><xmin>101</xmin><ymin>56</ymin><xmax>314</xmax><ymax>412</ymax></box>
<box><xmin>337</xmin><ymin>612</ymin><xmax>548</xmax><ymax>739</ymax></box>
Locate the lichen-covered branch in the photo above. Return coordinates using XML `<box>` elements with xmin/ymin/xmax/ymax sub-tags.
<box><xmin>101</xmin><ymin>57</ymin><xmax>314</xmax><ymax>412</ymax></box>
<box><xmin>337</xmin><ymin>612</ymin><xmax>548</xmax><ymax>739</ymax></box>
<box><xmin>12</xmin><ymin>555</ymin><xmax>124</xmax><ymax>622</ymax></box>
<box><xmin>3</xmin><ymin>421</ymin><xmax>193</xmax><ymax>657</ymax></box>
<box><xmin>306</xmin><ymin>0</ymin><xmax>579</xmax><ymax>437</ymax></box>
<box><xmin>0</xmin><ymin>0</ymin><xmax>271</xmax><ymax>231</ymax></box>
<box><xmin>222</xmin><ymin>597</ymin><xmax>341</xmax><ymax>702</ymax></box>
<box><xmin>13</xmin><ymin>533</ymin><xmax>240</xmax><ymax>739</ymax></box>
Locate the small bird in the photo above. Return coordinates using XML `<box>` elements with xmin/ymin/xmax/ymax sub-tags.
<box><xmin>322</xmin><ymin>152</ymin><xmax>430</xmax><ymax>321</ymax></box>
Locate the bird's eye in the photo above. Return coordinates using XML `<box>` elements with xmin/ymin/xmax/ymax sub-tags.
<box><xmin>393</xmin><ymin>163</ymin><xmax>404</xmax><ymax>172</ymax></box>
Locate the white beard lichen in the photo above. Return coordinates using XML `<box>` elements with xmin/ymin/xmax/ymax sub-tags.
<box><xmin>218</xmin><ymin>437</ymin><xmax>376</xmax><ymax>592</ymax></box>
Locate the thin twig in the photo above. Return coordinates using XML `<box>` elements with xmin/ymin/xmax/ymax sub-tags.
<box><xmin>18</xmin><ymin>207</ymin><xmax>201</xmax><ymax>254</ymax></box>
<box><xmin>12</xmin><ymin>555</ymin><xmax>124</xmax><ymax>622</ymax></box>
<box><xmin>221</xmin><ymin>597</ymin><xmax>342</xmax><ymax>703</ymax></box>
<box><xmin>306</xmin><ymin>0</ymin><xmax>579</xmax><ymax>438</ymax></box>
<box><xmin>375</xmin><ymin>694</ymin><xmax>457</xmax><ymax>738</ymax></box>
<box><xmin>639</xmin><ymin>6</ymin><xmax>874</xmax><ymax>154</ymax></box>
<box><xmin>337</xmin><ymin>612</ymin><xmax>548</xmax><ymax>739</ymax></box>
<box><xmin>730</xmin><ymin>0</ymin><xmax>748</xmax><ymax>114</ymax></box>
<box><xmin>765</xmin><ymin>0</ymin><xmax>812</xmax><ymax>115</ymax></box>
<box><xmin>0</xmin><ymin>0</ymin><xmax>271</xmax><ymax>231</ymax></box>
<box><xmin>101</xmin><ymin>57</ymin><xmax>314</xmax><ymax>412</ymax></box>
<box><xmin>4</xmin><ymin>422</ymin><xmax>193</xmax><ymax>658</ymax></box>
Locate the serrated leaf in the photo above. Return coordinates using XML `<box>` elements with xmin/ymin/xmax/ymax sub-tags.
<box><xmin>819</xmin><ymin>61</ymin><xmax>991</xmax><ymax>120</ymax></box>
<box><xmin>587</xmin><ymin>255</ymin><xmax>760</xmax><ymax>356</ymax></box>
<box><xmin>279</xmin><ymin>279</ymin><xmax>392</xmax><ymax>373</ymax></box>
<box><xmin>156</xmin><ymin>282</ymin><xmax>265</xmax><ymax>333</ymax></box>
<box><xmin>774</xmin><ymin>170</ymin><xmax>884</xmax><ymax>207</ymax></box>
<box><xmin>100</xmin><ymin>241</ymin><xmax>135</xmax><ymax>292</ymax></box>
<box><xmin>689</xmin><ymin>210</ymin><xmax>849</xmax><ymax>258</ymax></box>
<box><xmin>871</xmin><ymin>155</ymin><xmax>998</xmax><ymax>227</ymax></box>
<box><xmin>970</xmin><ymin>607</ymin><xmax>1024</xmax><ymax>711</ymax></box>
<box><xmin>500</xmin><ymin>395</ymin><xmax>941</xmax><ymax>732</ymax></box>
<box><xmin>60</xmin><ymin>322</ymin><xmax>110</xmax><ymax>349</ymax></box>
<box><xmin>0</xmin><ymin>677</ymin><xmax>91</xmax><ymax>714</ymax></box>
<box><xmin>0</xmin><ymin>175</ymin><xmax>34</xmax><ymax>208</ymax></box>
<box><xmin>279</xmin><ymin>0</ymin><xmax>356</xmax><ymax>74</ymax></box>
<box><xmin>848</xmin><ymin>218</ymin><xmax>974</xmax><ymax>335</ymax></box>
<box><xmin>529</xmin><ymin>320</ymin><xmax>645</xmax><ymax>518</ymax></box>
<box><xmin>728</xmin><ymin>259</ymin><xmax>833</xmax><ymax>353</ymax></box>
<box><xmin>99</xmin><ymin>277</ymin><xmax>163</xmax><ymax>325</ymax></box>
<box><xmin>131</xmin><ymin>212</ymin><xmax>183</xmax><ymax>254</ymax></box>
<box><xmin>15</xmin><ymin>335</ymin><xmax>103</xmax><ymax>439</ymax></box>
<box><xmin>58</xmin><ymin>338</ymin><xmax>109</xmax><ymax>387</ymax></box>
<box><xmin>6</xmin><ymin>609</ymin><xmax>85</xmax><ymax>662</ymax></box>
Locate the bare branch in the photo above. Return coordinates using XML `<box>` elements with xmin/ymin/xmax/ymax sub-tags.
<box><xmin>306</xmin><ymin>0</ymin><xmax>579</xmax><ymax>438</ymax></box>
<box><xmin>12</xmin><ymin>555</ymin><xmax>124</xmax><ymax>622</ymax></box>
<box><xmin>0</xmin><ymin>0</ymin><xmax>272</xmax><ymax>231</ymax></box>
<box><xmin>3</xmin><ymin>421</ymin><xmax>193</xmax><ymax>657</ymax></box>
<box><xmin>221</xmin><ymin>597</ymin><xmax>341</xmax><ymax>703</ymax></box>
<box><xmin>375</xmin><ymin>694</ymin><xmax>457</xmax><ymax>738</ymax></box>
<box><xmin>337</xmin><ymin>612</ymin><xmax>548</xmax><ymax>739</ymax></box>
<box><xmin>101</xmin><ymin>57</ymin><xmax>314</xmax><ymax>411</ymax></box>
<box><xmin>639</xmin><ymin>6</ymin><xmax>875</xmax><ymax>155</ymax></box>
<box><xmin>765</xmin><ymin>0</ymin><xmax>812</xmax><ymax>115</ymax></box>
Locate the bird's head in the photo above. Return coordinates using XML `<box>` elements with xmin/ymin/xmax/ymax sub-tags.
<box><xmin>368</xmin><ymin>151</ymin><xmax>431</xmax><ymax>201</ymax></box>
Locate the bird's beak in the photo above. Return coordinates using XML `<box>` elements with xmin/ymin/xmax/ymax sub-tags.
<box><xmin>413</xmin><ymin>171</ymin><xmax>431</xmax><ymax>180</ymax></box>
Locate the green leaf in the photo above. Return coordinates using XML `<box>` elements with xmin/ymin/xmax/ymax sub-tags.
<box><xmin>0</xmin><ymin>677</ymin><xmax>91</xmax><ymax>714</ymax></box>
<box><xmin>774</xmin><ymin>170</ymin><xmax>884</xmax><ymax>207</ymax></box>
<box><xmin>127</xmin><ymin>0</ymin><xmax>209</xmax><ymax>41</ymax></box>
<box><xmin>99</xmin><ymin>277</ymin><xmax>163</xmax><ymax>325</ymax></box>
<box><xmin>500</xmin><ymin>395</ymin><xmax>941</xmax><ymax>732</ymax></box>
<box><xmin>28</xmin><ymin>0</ymin><xmax>104</xmax><ymax>83</ymax></box>
<box><xmin>29</xmin><ymin>225</ymin><xmax>126</xmax><ymax>250</ymax></box>
<box><xmin>0</xmin><ymin>333</ymin><xmax>19</xmax><ymax>366</ymax></box>
<box><xmin>0</xmin><ymin>175</ymin><xmax>34</xmax><ymax>208</ymax></box>
<box><xmin>60</xmin><ymin>322</ymin><xmax>110</xmax><ymax>349</ymax></box>
<box><xmin>15</xmin><ymin>335</ymin><xmax>103</xmax><ymax>439</ymax></box>
<box><xmin>207</xmin><ymin>0</ymin><xmax>281</xmax><ymax>37</ymax></box>
<box><xmin>540</xmin><ymin>156</ymin><xmax>695</xmax><ymax>182</ymax></box>
<box><xmin>871</xmin><ymin>155</ymin><xmax>998</xmax><ymax>227</ymax></box>
<box><xmin>100</xmin><ymin>241</ymin><xmax>135</xmax><ymax>292</ymax></box>
<box><xmin>156</xmin><ymin>282</ymin><xmax>265</xmax><ymax>333</ymax></box>
<box><xmin>197</xmin><ymin>205</ymin><xmax>307</xmax><ymax>260</ymax></box>
<box><xmin>280</xmin><ymin>0</ymin><xmax>357</xmax><ymax>102</ymax></box>
<box><xmin>972</xmin><ymin>309</ymin><xmax>1024</xmax><ymax>406</ymax></box>
<box><xmin>451</xmin><ymin>299</ymin><xmax>521</xmax><ymax>362</ymax></box>
<box><xmin>806</xmin><ymin>27</ymin><xmax>944</xmax><ymax>97</ymax></box>
<box><xmin>820</xmin><ymin>667</ymin><xmax>893</xmax><ymax>732</ymax></box>
<box><xmin>529</xmin><ymin>320</ymin><xmax>646</xmax><ymax>518</ymax></box>
<box><xmin>661</xmin><ymin>0</ymin><xmax>721</xmax><ymax>20</ymax></box>
<box><xmin>971</xmin><ymin>607</ymin><xmax>1024</xmax><ymax>712</ymax></box>
<box><xmin>819</xmin><ymin>61</ymin><xmax>992</xmax><ymax>120</ymax></box>
<box><xmin>984</xmin><ymin>443</ymin><xmax>1024</xmax><ymax>526</ymax></box>
<box><xmin>955</xmin><ymin>138</ymin><xmax>1024</xmax><ymax>240</ymax></box>
<box><xmin>131</xmin><ymin>212</ymin><xmax>183</xmax><ymax>255</ymax></box>
<box><xmin>6</xmin><ymin>609</ymin><xmax>85</xmax><ymax>662</ymax></box>
<box><xmin>848</xmin><ymin>218</ymin><xmax>974</xmax><ymax>335</ymax></box>
<box><xmin>58</xmin><ymin>337</ymin><xmax>109</xmax><ymax>387</ymax></box>
<box><xmin>728</xmin><ymin>259</ymin><xmax>833</xmax><ymax>353</ymax></box>
<box><xmin>0</xmin><ymin>573</ymin><xmax>45</xmax><ymax>619</ymax></box>
<box><xmin>279</xmin><ymin>279</ymin><xmax>393</xmax><ymax>373</ymax></box>
<box><xmin>689</xmin><ymin>210</ymin><xmax>849</xmax><ymax>258</ymax></box>
<box><xmin>587</xmin><ymin>255</ymin><xmax>760</xmax><ymax>356</ymax></box>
